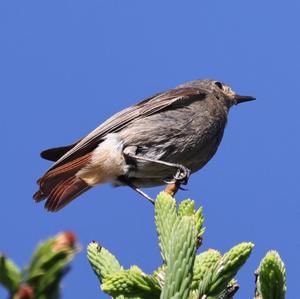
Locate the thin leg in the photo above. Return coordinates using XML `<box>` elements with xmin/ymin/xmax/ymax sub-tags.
<box><xmin>125</xmin><ymin>153</ymin><xmax>191</xmax><ymax>185</ymax></box>
<box><xmin>118</xmin><ymin>175</ymin><xmax>155</xmax><ymax>204</ymax></box>
<box><xmin>126</xmin><ymin>181</ymin><xmax>155</xmax><ymax>204</ymax></box>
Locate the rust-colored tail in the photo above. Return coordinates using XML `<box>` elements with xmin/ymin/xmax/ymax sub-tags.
<box><xmin>34</xmin><ymin>153</ymin><xmax>92</xmax><ymax>212</ymax></box>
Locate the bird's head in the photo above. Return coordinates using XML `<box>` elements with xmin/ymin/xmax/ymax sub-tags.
<box><xmin>181</xmin><ymin>79</ymin><xmax>256</xmax><ymax>108</ymax></box>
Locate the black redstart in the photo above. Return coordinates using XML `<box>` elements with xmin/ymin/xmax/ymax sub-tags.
<box><xmin>34</xmin><ymin>79</ymin><xmax>255</xmax><ymax>211</ymax></box>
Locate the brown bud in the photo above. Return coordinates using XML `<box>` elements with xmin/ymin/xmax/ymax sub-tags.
<box><xmin>14</xmin><ymin>285</ymin><xmax>34</xmax><ymax>299</ymax></box>
<box><xmin>52</xmin><ymin>231</ymin><xmax>77</xmax><ymax>251</ymax></box>
<box><xmin>164</xmin><ymin>182</ymin><xmax>180</xmax><ymax>197</ymax></box>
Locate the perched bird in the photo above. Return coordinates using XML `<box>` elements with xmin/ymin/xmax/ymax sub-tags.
<box><xmin>34</xmin><ymin>79</ymin><xmax>255</xmax><ymax>211</ymax></box>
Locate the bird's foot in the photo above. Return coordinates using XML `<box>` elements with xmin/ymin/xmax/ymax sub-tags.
<box><xmin>164</xmin><ymin>165</ymin><xmax>190</xmax><ymax>197</ymax></box>
<box><xmin>173</xmin><ymin>165</ymin><xmax>191</xmax><ymax>185</ymax></box>
<box><xmin>163</xmin><ymin>165</ymin><xmax>190</xmax><ymax>185</ymax></box>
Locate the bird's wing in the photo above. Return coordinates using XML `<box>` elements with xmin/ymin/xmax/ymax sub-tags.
<box><xmin>49</xmin><ymin>87</ymin><xmax>207</xmax><ymax>170</ymax></box>
<box><xmin>41</xmin><ymin>142</ymin><xmax>80</xmax><ymax>162</ymax></box>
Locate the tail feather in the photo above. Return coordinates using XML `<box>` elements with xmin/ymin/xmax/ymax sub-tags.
<box><xmin>33</xmin><ymin>153</ymin><xmax>92</xmax><ymax>211</ymax></box>
<box><xmin>45</xmin><ymin>177</ymin><xmax>75</xmax><ymax>210</ymax></box>
<box><xmin>33</xmin><ymin>190</ymin><xmax>46</xmax><ymax>202</ymax></box>
<box><xmin>45</xmin><ymin>176</ymin><xmax>90</xmax><ymax>212</ymax></box>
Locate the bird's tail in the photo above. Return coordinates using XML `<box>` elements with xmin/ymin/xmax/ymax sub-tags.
<box><xmin>33</xmin><ymin>153</ymin><xmax>92</xmax><ymax>212</ymax></box>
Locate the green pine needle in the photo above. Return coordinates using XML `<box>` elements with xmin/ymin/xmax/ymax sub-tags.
<box><xmin>87</xmin><ymin>241</ymin><xmax>122</xmax><ymax>282</ymax></box>
<box><xmin>255</xmin><ymin>250</ymin><xmax>286</xmax><ymax>299</ymax></box>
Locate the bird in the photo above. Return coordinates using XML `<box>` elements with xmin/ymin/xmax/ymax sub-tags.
<box><xmin>34</xmin><ymin>79</ymin><xmax>255</xmax><ymax>212</ymax></box>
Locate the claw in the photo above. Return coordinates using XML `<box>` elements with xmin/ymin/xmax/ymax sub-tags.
<box><xmin>173</xmin><ymin>166</ymin><xmax>191</xmax><ymax>185</ymax></box>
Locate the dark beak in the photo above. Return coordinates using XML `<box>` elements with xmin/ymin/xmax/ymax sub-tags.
<box><xmin>234</xmin><ymin>95</ymin><xmax>256</xmax><ymax>104</ymax></box>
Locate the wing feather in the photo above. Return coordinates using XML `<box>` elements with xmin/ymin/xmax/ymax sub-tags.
<box><xmin>49</xmin><ymin>87</ymin><xmax>206</xmax><ymax>171</ymax></box>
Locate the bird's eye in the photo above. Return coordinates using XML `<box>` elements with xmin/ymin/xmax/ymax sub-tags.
<box><xmin>214</xmin><ymin>81</ymin><xmax>223</xmax><ymax>89</ymax></box>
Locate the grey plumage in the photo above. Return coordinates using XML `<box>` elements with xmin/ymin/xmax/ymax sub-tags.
<box><xmin>34</xmin><ymin>79</ymin><xmax>255</xmax><ymax>211</ymax></box>
<box><xmin>118</xmin><ymin>95</ymin><xmax>225</xmax><ymax>186</ymax></box>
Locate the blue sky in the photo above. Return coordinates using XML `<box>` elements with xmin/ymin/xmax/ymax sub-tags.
<box><xmin>1</xmin><ymin>1</ymin><xmax>299</xmax><ymax>298</ymax></box>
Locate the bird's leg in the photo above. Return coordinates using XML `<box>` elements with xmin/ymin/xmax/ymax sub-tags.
<box><xmin>118</xmin><ymin>176</ymin><xmax>155</xmax><ymax>204</ymax></box>
<box><xmin>125</xmin><ymin>153</ymin><xmax>191</xmax><ymax>185</ymax></box>
<box><xmin>124</xmin><ymin>152</ymin><xmax>190</xmax><ymax>198</ymax></box>
<box><xmin>127</xmin><ymin>182</ymin><xmax>155</xmax><ymax>204</ymax></box>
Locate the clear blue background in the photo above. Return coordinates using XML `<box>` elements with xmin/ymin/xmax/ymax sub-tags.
<box><xmin>1</xmin><ymin>1</ymin><xmax>299</xmax><ymax>298</ymax></box>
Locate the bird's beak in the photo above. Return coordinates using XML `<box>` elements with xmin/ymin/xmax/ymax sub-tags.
<box><xmin>234</xmin><ymin>95</ymin><xmax>256</xmax><ymax>105</ymax></box>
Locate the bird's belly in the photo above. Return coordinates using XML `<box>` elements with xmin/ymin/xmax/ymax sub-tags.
<box><xmin>126</xmin><ymin>132</ymin><xmax>223</xmax><ymax>187</ymax></box>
